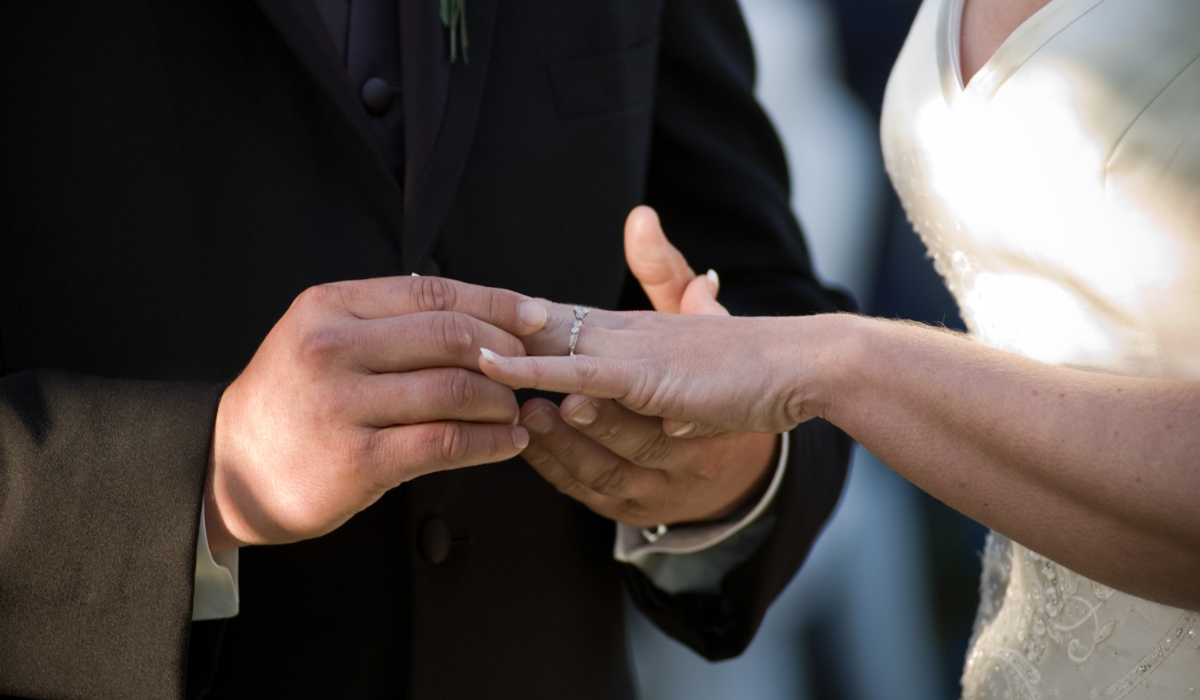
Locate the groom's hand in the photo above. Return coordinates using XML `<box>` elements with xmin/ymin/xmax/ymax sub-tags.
<box><xmin>204</xmin><ymin>276</ymin><xmax>546</xmax><ymax>552</ymax></box>
<box><xmin>517</xmin><ymin>207</ymin><xmax>778</xmax><ymax>527</ymax></box>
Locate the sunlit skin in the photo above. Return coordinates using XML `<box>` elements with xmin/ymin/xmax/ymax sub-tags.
<box><xmin>200</xmin><ymin>0</ymin><xmax>1109</xmax><ymax>565</ymax></box>
<box><xmin>203</xmin><ymin>208</ymin><xmax>778</xmax><ymax>554</ymax></box>
<box><xmin>960</xmin><ymin>0</ymin><xmax>1055</xmax><ymax>84</ymax></box>
<box><xmin>480</xmin><ymin>208</ymin><xmax>1200</xmax><ymax>612</ymax></box>
<box><xmin>204</xmin><ymin>277</ymin><xmax>543</xmax><ymax>553</ymax></box>
<box><xmin>515</xmin><ymin>207</ymin><xmax>777</xmax><ymax>529</ymax></box>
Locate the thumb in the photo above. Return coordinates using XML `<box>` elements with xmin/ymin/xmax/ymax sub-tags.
<box><xmin>624</xmin><ymin>205</ymin><xmax>694</xmax><ymax>314</ymax></box>
<box><xmin>680</xmin><ymin>270</ymin><xmax>729</xmax><ymax>317</ymax></box>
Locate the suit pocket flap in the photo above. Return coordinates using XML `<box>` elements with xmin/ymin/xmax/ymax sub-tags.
<box><xmin>548</xmin><ymin>38</ymin><xmax>659</xmax><ymax>118</ymax></box>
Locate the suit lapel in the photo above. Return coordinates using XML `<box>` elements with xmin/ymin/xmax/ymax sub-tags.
<box><xmin>255</xmin><ymin>0</ymin><xmax>497</xmax><ymax>273</ymax></box>
<box><xmin>400</xmin><ymin>0</ymin><xmax>451</xmax><ymax>195</ymax></box>
<box><xmin>254</xmin><ymin>0</ymin><xmax>404</xmax><ymax>210</ymax></box>
<box><xmin>400</xmin><ymin>0</ymin><xmax>499</xmax><ymax>271</ymax></box>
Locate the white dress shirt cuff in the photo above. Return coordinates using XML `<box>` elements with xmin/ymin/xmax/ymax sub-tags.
<box><xmin>614</xmin><ymin>432</ymin><xmax>790</xmax><ymax>594</ymax></box>
<box><xmin>192</xmin><ymin>503</ymin><xmax>240</xmax><ymax>621</ymax></box>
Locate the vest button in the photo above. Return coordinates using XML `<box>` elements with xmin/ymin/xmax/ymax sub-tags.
<box><xmin>420</xmin><ymin>516</ymin><xmax>452</xmax><ymax>565</ymax></box>
<box><xmin>361</xmin><ymin>76</ymin><xmax>393</xmax><ymax>115</ymax></box>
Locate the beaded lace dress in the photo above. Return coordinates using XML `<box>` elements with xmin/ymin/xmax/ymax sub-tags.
<box><xmin>881</xmin><ymin>0</ymin><xmax>1200</xmax><ymax>697</ymax></box>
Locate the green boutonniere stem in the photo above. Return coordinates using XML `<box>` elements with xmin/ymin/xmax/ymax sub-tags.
<box><xmin>440</xmin><ymin>0</ymin><xmax>469</xmax><ymax>63</ymax></box>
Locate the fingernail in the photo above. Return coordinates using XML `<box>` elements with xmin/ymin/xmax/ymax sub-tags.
<box><xmin>522</xmin><ymin>407</ymin><xmax>554</xmax><ymax>435</ymax></box>
<box><xmin>512</xmin><ymin>426</ymin><xmax>530</xmax><ymax>450</ymax></box>
<box><xmin>480</xmin><ymin>348</ymin><xmax>507</xmax><ymax>366</ymax></box>
<box><xmin>565</xmin><ymin>401</ymin><xmax>598</xmax><ymax>427</ymax></box>
<box><xmin>666</xmin><ymin>421</ymin><xmax>697</xmax><ymax>437</ymax></box>
<box><xmin>706</xmin><ymin>269</ymin><xmax>720</xmax><ymax>295</ymax></box>
<box><xmin>518</xmin><ymin>300</ymin><xmax>547</xmax><ymax>330</ymax></box>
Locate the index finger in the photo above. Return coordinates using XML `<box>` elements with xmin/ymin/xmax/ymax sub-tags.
<box><xmin>309</xmin><ymin>276</ymin><xmax>548</xmax><ymax>337</ymax></box>
<box><xmin>479</xmin><ymin>349</ymin><xmax>639</xmax><ymax>403</ymax></box>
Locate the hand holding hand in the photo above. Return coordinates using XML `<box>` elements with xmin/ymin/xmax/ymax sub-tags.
<box><xmin>483</xmin><ymin>222</ymin><xmax>840</xmax><ymax>439</ymax></box>
<box><xmin>483</xmin><ymin>306</ymin><xmax>831</xmax><ymax>435</ymax></box>
<box><xmin>204</xmin><ymin>276</ymin><xmax>547</xmax><ymax>552</ymax></box>
<box><xmin>509</xmin><ymin>207</ymin><xmax>780</xmax><ymax>527</ymax></box>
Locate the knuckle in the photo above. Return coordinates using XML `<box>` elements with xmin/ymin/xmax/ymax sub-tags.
<box><xmin>596</xmin><ymin>419</ymin><xmax>623</xmax><ymax>443</ymax></box>
<box><xmin>552</xmin><ymin>437</ymin><xmax>588</xmax><ymax>467</ymax></box>
<box><xmin>299</xmin><ymin>326</ymin><xmax>352</xmax><ymax>365</ymax></box>
<box><xmin>599</xmin><ymin>426</ymin><xmax>624</xmax><ymax>444</ymax></box>
<box><xmin>412</xmin><ymin>276</ymin><xmax>456</xmax><ymax>312</ymax></box>
<box><xmin>630</xmin><ymin>432</ymin><xmax>673</xmax><ymax>465</ymax></box>
<box><xmin>297</xmin><ymin>282</ymin><xmax>348</xmax><ymax>315</ymax></box>
<box><xmin>434</xmin><ymin>313</ymin><xmax>473</xmax><ymax>357</ymax></box>
<box><xmin>496</xmin><ymin>330</ymin><xmax>525</xmax><ymax>359</ymax></box>
<box><xmin>546</xmin><ymin>471</ymin><xmax>586</xmax><ymax>497</ymax></box>
<box><xmin>359</xmin><ymin>431</ymin><xmax>397</xmax><ymax>487</ymax></box>
<box><xmin>526</xmin><ymin>358</ymin><xmax>548</xmax><ymax>389</ymax></box>
<box><xmin>485</xmin><ymin>289</ymin><xmax>507</xmax><ymax>327</ymax></box>
<box><xmin>691</xmin><ymin>461</ymin><xmax>722</xmax><ymax>482</ymax></box>
<box><xmin>621</xmin><ymin>357</ymin><xmax>668</xmax><ymax>413</ymax></box>
<box><xmin>447</xmin><ymin>368</ymin><xmax>477</xmax><ymax>412</ymax></box>
<box><xmin>438</xmin><ymin>422</ymin><xmax>469</xmax><ymax>463</ymax></box>
<box><xmin>589</xmin><ymin>464</ymin><xmax>631</xmax><ymax>496</ymax></box>
<box><xmin>523</xmin><ymin>448</ymin><xmax>555</xmax><ymax>468</ymax></box>
<box><xmin>295</xmin><ymin>284</ymin><xmax>328</xmax><ymax>310</ymax></box>
<box><xmin>577</xmin><ymin>356</ymin><xmax>602</xmax><ymax>383</ymax></box>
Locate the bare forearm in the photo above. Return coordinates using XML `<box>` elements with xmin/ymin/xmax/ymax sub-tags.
<box><xmin>815</xmin><ymin>315</ymin><xmax>1200</xmax><ymax>607</ymax></box>
<box><xmin>485</xmin><ymin>304</ymin><xmax>1200</xmax><ymax>605</ymax></box>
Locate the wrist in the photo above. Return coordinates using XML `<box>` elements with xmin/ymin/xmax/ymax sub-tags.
<box><xmin>815</xmin><ymin>314</ymin><xmax>926</xmax><ymax>435</ymax></box>
<box><xmin>779</xmin><ymin>312</ymin><xmax>865</xmax><ymax>426</ymax></box>
<box><xmin>205</xmin><ymin>389</ymin><xmax>250</xmax><ymax>553</ymax></box>
<box><xmin>203</xmin><ymin>449</ymin><xmax>242</xmax><ymax>554</ymax></box>
<box><xmin>693</xmin><ymin>431</ymin><xmax>779</xmax><ymax>523</ymax></box>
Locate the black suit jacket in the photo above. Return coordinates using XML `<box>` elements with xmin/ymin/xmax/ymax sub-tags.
<box><xmin>0</xmin><ymin>1</ymin><xmax>852</xmax><ymax>698</ymax></box>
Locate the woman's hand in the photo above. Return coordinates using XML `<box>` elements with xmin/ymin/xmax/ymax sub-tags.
<box><xmin>504</xmin><ymin>206</ymin><xmax>784</xmax><ymax>526</ymax></box>
<box><xmin>480</xmin><ymin>285</ymin><xmax>844</xmax><ymax>437</ymax></box>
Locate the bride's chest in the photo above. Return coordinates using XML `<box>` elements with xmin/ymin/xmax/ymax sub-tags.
<box><xmin>883</xmin><ymin>0</ymin><xmax>1200</xmax><ymax>373</ymax></box>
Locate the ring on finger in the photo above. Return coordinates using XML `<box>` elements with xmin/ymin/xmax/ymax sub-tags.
<box><xmin>567</xmin><ymin>305</ymin><xmax>590</xmax><ymax>356</ymax></box>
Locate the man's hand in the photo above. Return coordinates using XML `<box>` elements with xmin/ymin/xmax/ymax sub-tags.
<box><xmin>516</xmin><ymin>207</ymin><xmax>778</xmax><ymax>527</ymax></box>
<box><xmin>204</xmin><ymin>276</ymin><xmax>547</xmax><ymax>552</ymax></box>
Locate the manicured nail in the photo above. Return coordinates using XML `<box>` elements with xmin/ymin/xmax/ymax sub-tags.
<box><xmin>480</xmin><ymin>348</ymin><xmax>506</xmax><ymax>366</ymax></box>
<box><xmin>565</xmin><ymin>400</ymin><xmax>598</xmax><ymax>427</ymax></box>
<box><xmin>522</xmin><ymin>407</ymin><xmax>555</xmax><ymax>435</ymax></box>
<box><xmin>666</xmin><ymin>421</ymin><xmax>697</xmax><ymax>437</ymax></box>
<box><xmin>706</xmin><ymin>269</ymin><xmax>720</xmax><ymax>296</ymax></box>
<box><xmin>511</xmin><ymin>426</ymin><xmax>530</xmax><ymax>450</ymax></box>
<box><xmin>518</xmin><ymin>300</ymin><xmax>547</xmax><ymax>330</ymax></box>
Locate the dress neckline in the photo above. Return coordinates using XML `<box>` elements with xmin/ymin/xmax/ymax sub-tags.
<box><xmin>937</xmin><ymin>0</ymin><xmax>1106</xmax><ymax>103</ymax></box>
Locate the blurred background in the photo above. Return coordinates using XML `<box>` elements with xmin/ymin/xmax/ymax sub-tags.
<box><xmin>626</xmin><ymin>0</ymin><xmax>989</xmax><ymax>698</ymax></box>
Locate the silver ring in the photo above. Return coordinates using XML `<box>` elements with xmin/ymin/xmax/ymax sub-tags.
<box><xmin>567</xmin><ymin>305</ymin><xmax>590</xmax><ymax>356</ymax></box>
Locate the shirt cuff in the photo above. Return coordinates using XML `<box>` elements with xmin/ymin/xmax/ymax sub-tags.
<box><xmin>192</xmin><ymin>503</ymin><xmax>240</xmax><ymax>621</ymax></box>
<box><xmin>614</xmin><ymin>432</ymin><xmax>790</xmax><ymax>594</ymax></box>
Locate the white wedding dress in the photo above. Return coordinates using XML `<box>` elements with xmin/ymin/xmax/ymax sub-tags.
<box><xmin>881</xmin><ymin>0</ymin><xmax>1200</xmax><ymax>697</ymax></box>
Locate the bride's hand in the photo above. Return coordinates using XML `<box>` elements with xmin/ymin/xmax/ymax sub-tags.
<box><xmin>480</xmin><ymin>287</ymin><xmax>836</xmax><ymax>437</ymax></box>
<box><xmin>505</xmin><ymin>207</ymin><xmax>786</xmax><ymax>525</ymax></box>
